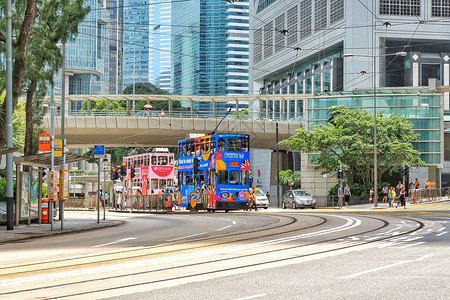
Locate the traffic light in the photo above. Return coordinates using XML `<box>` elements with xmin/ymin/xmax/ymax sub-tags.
<box><xmin>401</xmin><ymin>165</ymin><xmax>410</xmax><ymax>177</ymax></box>
<box><xmin>112</xmin><ymin>169</ymin><xmax>118</xmax><ymax>180</ymax></box>
<box><xmin>120</xmin><ymin>162</ymin><xmax>127</xmax><ymax>176</ymax></box>
<box><xmin>130</xmin><ymin>165</ymin><xmax>136</xmax><ymax>178</ymax></box>
<box><xmin>193</xmin><ymin>157</ymin><xmax>199</xmax><ymax>173</ymax></box>
<box><xmin>337</xmin><ymin>168</ymin><xmax>344</xmax><ymax>179</ymax></box>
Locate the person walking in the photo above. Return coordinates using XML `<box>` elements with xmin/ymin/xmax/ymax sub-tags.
<box><xmin>396</xmin><ymin>181</ymin><xmax>403</xmax><ymax>196</ymax></box>
<box><xmin>251</xmin><ymin>190</ymin><xmax>257</xmax><ymax>211</ymax></box>
<box><xmin>336</xmin><ymin>185</ymin><xmax>343</xmax><ymax>208</ymax></box>
<box><xmin>117</xmin><ymin>191</ymin><xmax>122</xmax><ymax>210</ymax></box>
<box><xmin>396</xmin><ymin>186</ymin><xmax>407</xmax><ymax>209</ymax></box>
<box><xmin>369</xmin><ymin>187</ymin><xmax>374</xmax><ymax>204</ymax></box>
<box><xmin>426</xmin><ymin>179</ymin><xmax>431</xmax><ymax>188</ymax></box>
<box><xmin>415</xmin><ymin>178</ymin><xmax>420</xmax><ymax>189</ymax></box>
<box><xmin>382</xmin><ymin>186</ymin><xmax>388</xmax><ymax>203</ymax></box>
<box><xmin>344</xmin><ymin>184</ymin><xmax>351</xmax><ymax>206</ymax></box>
<box><xmin>388</xmin><ymin>187</ymin><xmax>394</xmax><ymax>208</ymax></box>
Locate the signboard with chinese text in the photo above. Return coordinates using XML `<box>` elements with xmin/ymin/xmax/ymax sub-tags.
<box><xmin>38</xmin><ymin>133</ymin><xmax>51</xmax><ymax>152</ymax></box>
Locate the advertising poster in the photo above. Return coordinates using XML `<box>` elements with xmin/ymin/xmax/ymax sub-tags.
<box><xmin>141</xmin><ymin>167</ymin><xmax>149</xmax><ymax>195</ymax></box>
<box><xmin>60</xmin><ymin>170</ymin><xmax>69</xmax><ymax>200</ymax></box>
<box><xmin>53</xmin><ymin>171</ymin><xmax>59</xmax><ymax>201</ymax></box>
<box><xmin>30</xmin><ymin>171</ymin><xmax>39</xmax><ymax>218</ymax></box>
<box><xmin>21</xmin><ymin>173</ymin><xmax>31</xmax><ymax>218</ymax></box>
<box><xmin>48</xmin><ymin>172</ymin><xmax>53</xmax><ymax>200</ymax></box>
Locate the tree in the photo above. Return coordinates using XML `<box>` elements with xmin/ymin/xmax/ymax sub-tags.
<box><xmin>277</xmin><ymin>170</ymin><xmax>301</xmax><ymax>189</ymax></box>
<box><xmin>0</xmin><ymin>0</ymin><xmax>90</xmax><ymax>153</ymax></box>
<box><xmin>22</xmin><ymin>0</ymin><xmax>89</xmax><ymax>156</ymax></box>
<box><xmin>123</xmin><ymin>82</ymin><xmax>183</xmax><ymax>112</ymax></box>
<box><xmin>280</xmin><ymin>105</ymin><xmax>424</xmax><ymax>189</ymax></box>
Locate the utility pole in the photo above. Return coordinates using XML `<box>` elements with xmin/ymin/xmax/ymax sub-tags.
<box><xmin>60</xmin><ymin>43</ymin><xmax>66</xmax><ymax>229</ymax></box>
<box><xmin>276</xmin><ymin>122</ymin><xmax>280</xmax><ymax>207</ymax></box>
<box><xmin>5</xmin><ymin>0</ymin><xmax>14</xmax><ymax>230</ymax></box>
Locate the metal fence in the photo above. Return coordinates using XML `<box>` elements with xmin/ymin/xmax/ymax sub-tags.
<box><xmin>412</xmin><ymin>187</ymin><xmax>450</xmax><ymax>204</ymax></box>
<box><xmin>124</xmin><ymin>194</ymin><xmax>168</xmax><ymax>212</ymax></box>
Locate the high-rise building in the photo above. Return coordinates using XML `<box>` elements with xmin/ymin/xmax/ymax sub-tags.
<box><xmin>50</xmin><ymin>0</ymin><xmax>109</xmax><ymax>113</ymax></box>
<box><xmin>107</xmin><ymin>0</ymin><xmax>124</xmax><ymax>94</ymax></box>
<box><xmin>249</xmin><ymin>0</ymin><xmax>450</xmax><ymax>199</ymax></box>
<box><xmin>171</xmin><ymin>0</ymin><xmax>250</xmax><ymax>96</ymax></box>
<box><xmin>123</xmin><ymin>0</ymin><xmax>172</xmax><ymax>91</ymax></box>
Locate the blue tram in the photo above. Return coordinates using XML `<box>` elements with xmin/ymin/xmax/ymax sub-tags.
<box><xmin>177</xmin><ymin>134</ymin><xmax>251</xmax><ymax>211</ymax></box>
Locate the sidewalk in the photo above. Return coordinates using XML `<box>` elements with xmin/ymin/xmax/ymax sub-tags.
<box><xmin>0</xmin><ymin>211</ymin><xmax>123</xmax><ymax>244</ymax></box>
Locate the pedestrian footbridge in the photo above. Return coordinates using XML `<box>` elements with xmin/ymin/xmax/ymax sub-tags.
<box><xmin>42</xmin><ymin>94</ymin><xmax>305</xmax><ymax>149</ymax></box>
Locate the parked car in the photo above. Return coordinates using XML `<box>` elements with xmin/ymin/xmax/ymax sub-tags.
<box><xmin>250</xmin><ymin>188</ymin><xmax>269</xmax><ymax>209</ymax></box>
<box><xmin>282</xmin><ymin>190</ymin><xmax>316</xmax><ymax>209</ymax></box>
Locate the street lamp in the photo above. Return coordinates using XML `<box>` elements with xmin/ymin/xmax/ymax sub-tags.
<box><xmin>342</xmin><ymin>51</ymin><xmax>407</xmax><ymax>207</ymax></box>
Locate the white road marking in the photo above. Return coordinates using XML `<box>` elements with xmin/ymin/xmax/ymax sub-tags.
<box><xmin>234</xmin><ymin>294</ymin><xmax>266</xmax><ymax>300</ymax></box>
<box><xmin>166</xmin><ymin>232</ymin><xmax>207</xmax><ymax>242</ymax></box>
<box><xmin>339</xmin><ymin>254</ymin><xmax>433</xmax><ymax>279</ymax></box>
<box><xmin>0</xmin><ymin>215</ymin><xmax>362</xmax><ymax>287</ymax></box>
<box><xmin>216</xmin><ymin>225</ymin><xmax>232</xmax><ymax>231</ymax></box>
<box><xmin>436</xmin><ymin>227</ymin><xmax>446</xmax><ymax>232</ymax></box>
<box><xmin>92</xmin><ymin>238</ymin><xmax>137</xmax><ymax>248</ymax></box>
<box><xmin>396</xmin><ymin>242</ymin><xmax>426</xmax><ymax>249</ymax></box>
<box><xmin>436</xmin><ymin>231</ymin><xmax>448</xmax><ymax>237</ymax></box>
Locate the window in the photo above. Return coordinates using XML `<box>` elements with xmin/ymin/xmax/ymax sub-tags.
<box><xmin>151</xmin><ymin>179</ymin><xmax>158</xmax><ymax>189</ymax></box>
<box><xmin>275</xmin><ymin>14</ymin><xmax>285</xmax><ymax>53</ymax></box>
<box><xmin>293</xmin><ymin>190</ymin><xmax>311</xmax><ymax>196</ymax></box>
<box><xmin>300</xmin><ymin>0</ymin><xmax>312</xmax><ymax>40</ymax></box>
<box><xmin>241</xmin><ymin>138</ymin><xmax>249</xmax><ymax>152</ymax></box>
<box><xmin>229</xmin><ymin>171</ymin><xmax>240</xmax><ymax>185</ymax></box>
<box><xmin>151</xmin><ymin>156</ymin><xmax>157</xmax><ymax>165</ymax></box>
<box><xmin>330</xmin><ymin>0</ymin><xmax>344</xmax><ymax>24</ymax></box>
<box><xmin>159</xmin><ymin>179</ymin><xmax>166</xmax><ymax>189</ymax></box>
<box><xmin>432</xmin><ymin>0</ymin><xmax>450</xmax><ymax>17</ymax></box>
<box><xmin>218</xmin><ymin>170</ymin><xmax>228</xmax><ymax>185</ymax></box>
<box><xmin>264</xmin><ymin>22</ymin><xmax>273</xmax><ymax>58</ymax></box>
<box><xmin>241</xmin><ymin>170</ymin><xmax>249</xmax><ymax>185</ymax></box>
<box><xmin>169</xmin><ymin>156</ymin><xmax>174</xmax><ymax>165</ymax></box>
<box><xmin>218</xmin><ymin>138</ymin><xmax>226</xmax><ymax>151</ymax></box>
<box><xmin>158</xmin><ymin>156</ymin><xmax>167</xmax><ymax>165</ymax></box>
<box><xmin>380</xmin><ymin>0</ymin><xmax>420</xmax><ymax>16</ymax></box>
<box><xmin>227</xmin><ymin>139</ymin><xmax>241</xmax><ymax>152</ymax></box>
<box><xmin>287</xmin><ymin>6</ymin><xmax>298</xmax><ymax>46</ymax></box>
<box><xmin>315</xmin><ymin>0</ymin><xmax>327</xmax><ymax>30</ymax></box>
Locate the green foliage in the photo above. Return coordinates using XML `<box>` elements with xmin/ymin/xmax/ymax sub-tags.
<box><xmin>281</xmin><ymin>105</ymin><xmax>425</xmax><ymax>191</ymax></box>
<box><xmin>0</xmin><ymin>179</ymin><xmax>16</xmax><ymax>201</ymax></box>
<box><xmin>123</xmin><ymin>82</ymin><xmax>170</xmax><ymax>95</ymax></box>
<box><xmin>277</xmin><ymin>170</ymin><xmax>301</xmax><ymax>189</ymax></box>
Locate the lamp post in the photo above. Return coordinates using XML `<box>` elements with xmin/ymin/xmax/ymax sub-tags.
<box><xmin>57</xmin><ymin>43</ymin><xmax>67</xmax><ymax>229</ymax></box>
<box><xmin>342</xmin><ymin>51</ymin><xmax>407</xmax><ymax>207</ymax></box>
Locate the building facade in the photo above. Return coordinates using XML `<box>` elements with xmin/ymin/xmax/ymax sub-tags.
<box><xmin>107</xmin><ymin>0</ymin><xmax>124</xmax><ymax>94</ymax></box>
<box><xmin>171</xmin><ymin>0</ymin><xmax>250</xmax><ymax>96</ymax></box>
<box><xmin>123</xmin><ymin>0</ymin><xmax>172</xmax><ymax>91</ymax></box>
<box><xmin>249</xmin><ymin>0</ymin><xmax>450</xmax><ymax>199</ymax></box>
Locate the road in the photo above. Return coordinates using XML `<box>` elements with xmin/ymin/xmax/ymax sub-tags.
<box><xmin>0</xmin><ymin>202</ymin><xmax>449</xmax><ymax>299</ymax></box>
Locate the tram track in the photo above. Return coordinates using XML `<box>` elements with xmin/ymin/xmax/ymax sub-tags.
<box><xmin>0</xmin><ymin>214</ymin><xmax>323</xmax><ymax>276</ymax></box>
<box><xmin>0</xmin><ymin>215</ymin><xmax>425</xmax><ymax>299</ymax></box>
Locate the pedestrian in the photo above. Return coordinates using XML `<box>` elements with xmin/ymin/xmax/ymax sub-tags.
<box><xmin>396</xmin><ymin>181</ymin><xmax>403</xmax><ymax>196</ymax></box>
<box><xmin>382</xmin><ymin>185</ymin><xmax>388</xmax><ymax>203</ymax></box>
<box><xmin>426</xmin><ymin>179</ymin><xmax>431</xmax><ymax>188</ymax></box>
<box><xmin>336</xmin><ymin>185</ymin><xmax>343</xmax><ymax>208</ymax></box>
<box><xmin>160</xmin><ymin>109</ymin><xmax>166</xmax><ymax>117</ymax></box>
<box><xmin>415</xmin><ymin>178</ymin><xmax>420</xmax><ymax>189</ymax></box>
<box><xmin>369</xmin><ymin>187</ymin><xmax>374</xmax><ymax>203</ymax></box>
<box><xmin>408</xmin><ymin>179</ymin><xmax>415</xmax><ymax>196</ymax></box>
<box><xmin>127</xmin><ymin>107</ymin><xmax>131</xmax><ymax>116</ymax></box>
<box><xmin>344</xmin><ymin>184</ymin><xmax>351</xmax><ymax>206</ymax></box>
<box><xmin>117</xmin><ymin>191</ymin><xmax>122</xmax><ymax>210</ymax></box>
<box><xmin>251</xmin><ymin>190</ymin><xmax>257</xmax><ymax>211</ymax></box>
<box><xmin>388</xmin><ymin>187</ymin><xmax>394</xmax><ymax>208</ymax></box>
<box><xmin>396</xmin><ymin>186</ymin><xmax>407</xmax><ymax>209</ymax></box>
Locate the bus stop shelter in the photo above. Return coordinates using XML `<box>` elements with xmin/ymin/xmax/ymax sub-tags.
<box><xmin>13</xmin><ymin>152</ymin><xmax>86</xmax><ymax>226</ymax></box>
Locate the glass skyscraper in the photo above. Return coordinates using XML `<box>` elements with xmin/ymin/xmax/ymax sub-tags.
<box><xmin>123</xmin><ymin>0</ymin><xmax>172</xmax><ymax>91</ymax></box>
<box><xmin>171</xmin><ymin>0</ymin><xmax>249</xmax><ymax>96</ymax></box>
<box><xmin>107</xmin><ymin>0</ymin><xmax>124</xmax><ymax>94</ymax></box>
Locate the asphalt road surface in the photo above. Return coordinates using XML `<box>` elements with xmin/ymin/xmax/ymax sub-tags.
<box><xmin>0</xmin><ymin>202</ymin><xmax>449</xmax><ymax>300</ymax></box>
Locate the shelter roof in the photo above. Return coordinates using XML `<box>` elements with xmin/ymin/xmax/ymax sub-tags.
<box><xmin>0</xmin><ymin>147</ymin><xmax>19</xmax><ymax>156</ymax></box>
<box><xmin>13</xmin><ymin>152</ymin><xmax>86</xmax><ymax>169</ymax></box>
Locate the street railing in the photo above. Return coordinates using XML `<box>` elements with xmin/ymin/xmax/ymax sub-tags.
<box><xmin>67</xmin><ymin>109</ymin><xmax>304</xmax><ymax>122</ymax></box>
<box><xmin>125</xmin><ymin>194</ymin><xmax>168</xmax><ymax>212</ymax></box>
<box><xmin>411</xmin><ymin>187</ymin><xmax>450</xmax><ymax>203</ymax></box>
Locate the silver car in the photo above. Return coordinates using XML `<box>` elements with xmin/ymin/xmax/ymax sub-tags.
<box><xmin>282</xmin><ymin>190</ymin><xmax>316</xmax><ymax>209</ymax></box>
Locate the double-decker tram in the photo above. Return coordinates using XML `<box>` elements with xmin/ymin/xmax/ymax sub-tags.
<box><xmin>124</xmin><ymin>148</ymin><xmax>175</xmax><ymax>195</ymax></box>
<box><xmin>177</xmin><ymin>134</ymin><xmax>251</xmax><ymax>211</ymax></box>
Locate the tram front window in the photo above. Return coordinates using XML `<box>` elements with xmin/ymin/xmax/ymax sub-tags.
<box><xmin>241</xmin><ymin>138</ymin><xmax>249</xmax><ymax>152</ymax></box>
<box><xmin>241</xmin><ymin>170</ymin><xmax>249</xmax><ymax>185</ymax></box>
<box><xmin>229</xmin><ymin>171</ymin><xmax>239</xmax><ymax>185</ymax></box>
<box><xmin>217</xmin><ymin>170</ymin><xmax>228</xmax><ymax>185</ymax></box>
<box><xmin>218</xmin><ymin>139</ymin><xmax>226</xmax><ymax>151</ymax></box>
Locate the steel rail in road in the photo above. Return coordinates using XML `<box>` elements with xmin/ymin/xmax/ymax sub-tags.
<box><xmin>0</xmin><ymin>214</ymin><xmax>425</xmax><ymax>299</ymax></box>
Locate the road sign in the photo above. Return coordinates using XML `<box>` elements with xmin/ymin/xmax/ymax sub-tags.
<box><xmin>103</xmin><ymin>154</ymin><xmax>111</xmax><ymax>162</ymax></box>
<box><xmin>54</xmin><ymin>139</ymin><xmax>63</xmax><ymax>157</ymax></box>
<box><xmin>94</xmin><ymin>145</ymin><xmax>105</xmax><ymax>158</ymax></box>
<box><xmin>38</xmin><ymin>133</ymin><xmax>51</xmax><ymax>152</ymax></box>
<box><xmin>100</xmin><ymin>161</ymin><xmax>111</xmax><ymax>172</ymax></box>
